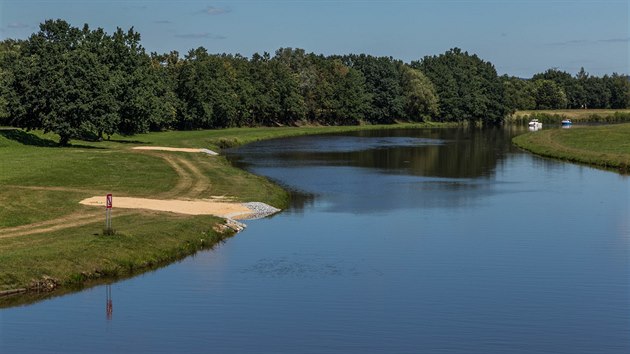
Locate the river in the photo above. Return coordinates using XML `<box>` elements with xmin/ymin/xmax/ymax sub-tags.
<box><xmin>1</xmin><ymin>127</ymin><xmax>629</xmax><ymax>353</ymax></box>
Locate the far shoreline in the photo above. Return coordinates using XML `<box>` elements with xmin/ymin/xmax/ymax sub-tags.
<box><xmin>512</xmin><ymin>122</ymin><xmax>630</xmax><ymax>174</ymax></box>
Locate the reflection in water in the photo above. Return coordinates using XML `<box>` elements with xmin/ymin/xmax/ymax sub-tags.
<box><xmin>227</xmin><ymin>127</ymin><xmax>522</xmax><ymax>213</ymax></box>
<box><xmin>286</xmin><ymin>189</ymin><xmax>316</xmax><ymax>214</ymax></box>
<box><xmin>105</xmin><ymin>285</ymin><xmax>112</xmax><ymax>321</ymax></box>
<box><xmin>229</xmin><ymin>127</ymin><xmax>519</xmax><ymax>181</ymax></box>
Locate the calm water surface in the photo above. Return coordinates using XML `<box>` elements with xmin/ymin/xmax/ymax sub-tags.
<box><xmin>2</xmin><ymin>127</ymin><xmax>629</xmax><ymax>353</ymax></box>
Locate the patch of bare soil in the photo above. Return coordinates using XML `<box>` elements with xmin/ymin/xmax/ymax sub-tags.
<box><xmin>79</xmin><ymin>196</ymin><xmax>253</xmax><ymax>219</ymax></box>
<box><xmin>132</xmin><ymin>146</ymin><xmax>218</xmax><ymax>155</ymax></box>
<box><xmin>1</xmin><ymin>147</ymin><xmax>278</xmax><ymax>239</ymax></box>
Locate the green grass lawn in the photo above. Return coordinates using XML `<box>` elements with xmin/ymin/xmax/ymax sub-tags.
<box><xmin>512</xmin><ymin>123</ymin><xmax>630</xmax><ymax>172</ymax></box>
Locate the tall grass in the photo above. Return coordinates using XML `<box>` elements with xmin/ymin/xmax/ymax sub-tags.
<box><xmin>509</xmin><ymin>109</ymin><xmax>630</xmax><ymax>124</ymax></box>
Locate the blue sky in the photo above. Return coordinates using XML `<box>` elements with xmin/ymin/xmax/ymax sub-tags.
<box><xmin>1</xmin><ymin>0</ymin><xmax>628</xmax><ymax>77</ymax></box>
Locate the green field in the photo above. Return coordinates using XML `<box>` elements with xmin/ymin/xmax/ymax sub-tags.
<box><xmin>512</xmin><ymin>123</ymin><xmax>630</xmax><ymax>172</ymax></box>
<box><xmin>0</xmin><ymin>123</ymin><xmax>442</xmax><ymax>302</ymax></box>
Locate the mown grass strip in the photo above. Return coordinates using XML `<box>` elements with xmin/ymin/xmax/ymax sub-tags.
<box><xmin>512</xmin><ymin>123</ymin><xmax>630</xmax><ymax>173</ymax></box>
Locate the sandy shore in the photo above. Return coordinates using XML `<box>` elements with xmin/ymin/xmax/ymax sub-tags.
<box><xmin>79</xmin><ymin>196</ymin><xmax>279</xmax><ymax>220</ymax></box>
<box><xmin>132</xmin><ymin>146</ymin><xmax>218</xmax><ymax>155</ymax></box>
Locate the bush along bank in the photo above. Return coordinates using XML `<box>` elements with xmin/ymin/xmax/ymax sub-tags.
<box><xmin>509</xmin><ymin>111</ymin><xmax>630</xmax><ymax>124</ymax></box>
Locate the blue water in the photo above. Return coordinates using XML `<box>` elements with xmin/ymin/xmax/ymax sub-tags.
<box><xmin>1</xmin><ymin>128</ymin><xmax>629</xmax><ymax>353</ymax></box>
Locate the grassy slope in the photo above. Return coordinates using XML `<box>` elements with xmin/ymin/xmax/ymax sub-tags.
<box><xmin>512</xmin><ymin>123</ymin><xmax>630</xmax><ymax>172</ymax></box>
<box><xmin>0</xmin><ymin>123</ymin><xmax>440</xmax><ymax>299</ymax></box>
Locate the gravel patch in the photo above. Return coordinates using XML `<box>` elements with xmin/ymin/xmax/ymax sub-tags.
<box><xmin>240</xmin><ymin>202</ymin><xmax>282</xmax><ymax>220</ymax></box>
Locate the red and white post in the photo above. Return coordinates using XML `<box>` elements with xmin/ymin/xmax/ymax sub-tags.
<box><xmin>105</xmin><ymin>194</ymin><xmax>113</xmax><ymax>234</ymax></box>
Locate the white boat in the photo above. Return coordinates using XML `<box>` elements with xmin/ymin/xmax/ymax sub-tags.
<box><xmin>528</xmin><ymin>119</ymin><xmax>542</xmax><ymax>130</ymax></box>
<box><xmin>561</xmin><ymin>119</ymin><xmax>572</xmax><ymax>126</ymax></box>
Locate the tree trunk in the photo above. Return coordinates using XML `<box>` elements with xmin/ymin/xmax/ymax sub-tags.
<box><xmin>59</xmin><ymin>134</ymin><xmax>70</xmax><ymax>146</ymax></box>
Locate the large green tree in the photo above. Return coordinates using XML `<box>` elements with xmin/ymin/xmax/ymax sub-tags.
<box><xmin>8</xmin><ymin>20</ymin><xmax>164</xmax><ymax>144</ymax></box>
<box><xmin>400</xmin><ymin>66</ymin><xmax>439</xmax><ymax>121</ymax></box>
<box><xmin>0</xmin><ymin>40</ymin><xmax>22</xmax><ymax>125</ymax></box>
<box><xmin>533</xmin><ymin>68</ymin><xmax>584</xmax><ymax>108</ymax></box>
<box><xmin>342</xmin><ymin>54</ymin><xmax>406</xmax><ymax>123</ymax></box>
<box><xmin>533</xmin><ymin>79</ymin><xmax>568</xmax><ymax>109</ymax></box>
<box><xmin>249</xmin><ymin>51</ymin><xmax>305</xmax><ymax>126</ymax></box>
<box><xmin>273</xmin><ymin>48</ymin><xmax>370</xmax><ymax>125</ymax></box>
<box><xmin>110</xmin><ymin>27</ymin><xmax>171</xmax><ymax>135</ymax></box>
<box><xmin>150</xmin><ymin>50</ymin><xmax>183</xmax><ymax>130</ymax></box>
<box><xmin>502</xmin><ymin>75</ymin><xmax>536</xmax><ymax>111</ymax></box>
<box><xmin>11</xmin><ymin>20</ymin><xmax>106</xmax><ymax>144</ymax></box>
<box><xmin>605</xmin><ymin>73</ymin><xmax>630</xmax><ymax>109</ymax></box>
<box><xmin>326</xmin><ymin>59</ymin><xmax>371</xmax><ymax>124</ymax></box>
<box><xmin>176</xmin><ymin>48</ymin><xmax>246</xmax><ymax>129</ymax></box>
<box><xmin>413</xmin><ymin>48</ymin><xmax>508</xmax><ymax>125</ymax></box>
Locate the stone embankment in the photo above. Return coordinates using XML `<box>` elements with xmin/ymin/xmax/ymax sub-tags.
<box><xmin>241</xmin><ymin>202</ymin><xmax>282</xmax><ymax>219</ymax></box>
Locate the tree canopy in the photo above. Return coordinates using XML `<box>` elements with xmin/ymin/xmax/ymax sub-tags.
<box><xmin>412</xmin><ymin>48</ymin><xmax>509</xmax><ymax>125</ymax></box>
<box><xmin>4</xmin><ymin>20</ymin><xmax>169</xmax><ymax>144</ymax></box>
<box><xmin>504</xmin><ymin>67</ymin><xmax>630</xmax><ymax>111</ymax></box>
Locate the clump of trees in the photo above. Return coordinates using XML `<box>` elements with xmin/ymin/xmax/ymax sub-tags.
<box><xmin>503</xmin><ymin>68</ymin><xmax>630</xmax><ymax>111</ymax></box>
<box><xmin>2</xmin><ymin>20</ymin><xmax>174</xmax><ymax>144</ymax></box>
<box><xmin>0</xmin><ymin>19</ymin><xmax>628</xmax><ymax>145</ymax></box>
<box><xmin>412</xmin><ymin>48</ymin><xmax>508</xmax><ymax>125</ymax></box>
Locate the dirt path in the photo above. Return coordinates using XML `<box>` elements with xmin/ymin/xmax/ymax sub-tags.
<box><xmin>157</xmin><ymin>154</ymin><xmax>195</xmax><ymax>198</ymax></box>
<box><xmin>4</xmin><ymin>185</ymin><xmax>105</xmax><ymax>194</ymax></box>
<box><xmin>176</xmin><ymin>157</ymin><xmax>212</xmax><ymax>197</ymax></box>
<box><xmin>137</xmin><ymin>152</ymin><xmax>211</xmax><ymax>199</ymax></box>
<box><xmin>1</xmin><ymin>146</ymin><xmax>272</xmax><ymax>239</ymax></box>
<box><xmin>0</xmin><ymin>210</ymin><xmax>134</xmax><ymax>239</ymax></box>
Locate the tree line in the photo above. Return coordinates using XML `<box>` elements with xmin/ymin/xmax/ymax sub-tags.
<box><xmin>0</xmin><ymin>20</ymin><xmax>628</xmax><ymax>144</ymax></box>
<box><xmin>503</xmin><ymin>68</ymin><xmax>630</xmax><ymax>111</ymax></box>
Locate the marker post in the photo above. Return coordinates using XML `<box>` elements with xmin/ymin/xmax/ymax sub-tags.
<box><xmin>104</xmin><ymin>194</ymin><xmax>113</xmax><ymax>235</ymax></box>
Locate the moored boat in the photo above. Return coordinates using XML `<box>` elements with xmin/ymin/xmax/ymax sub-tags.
<box><xmin>528</xmin><ymin>119</ymin><xmax>542</xmax><ymax>130</ymax></box>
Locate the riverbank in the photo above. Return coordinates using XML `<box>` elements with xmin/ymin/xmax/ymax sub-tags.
<box><xmin>508</xmin><ymin>109</ymin><xmax>630</xmax><ymax>124</ymax></box>
<box><xmin>0</xmin><ymin>122</ymin><xmax>445</xmax><ymax>305</ymax></box>
<box><xmin>512</xmin><ymin>123</ymin><xmax>630</xmax><ymax>173</ymax></box>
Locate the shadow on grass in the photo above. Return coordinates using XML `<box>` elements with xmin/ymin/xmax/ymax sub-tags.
<box><xmin>0</xmin><ymin>129</ymin><xmax>59</xmax><ymax>147</ymax></box>
<box><xmin>0</xmin><ymin>129</ymin><xmax>103</xmax><ymax>149</ymax></box>
<box><xmin>107</xmin><ymin>138</ymin><xmax>148</xmax><ymax>144</ymax></box>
